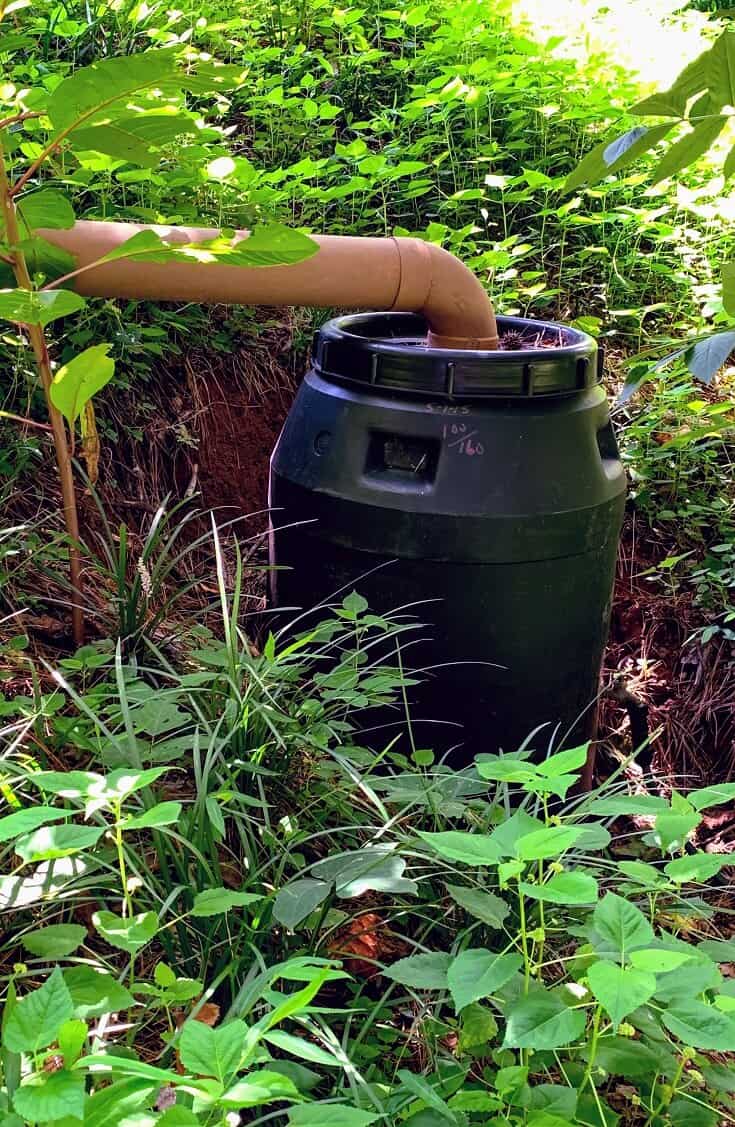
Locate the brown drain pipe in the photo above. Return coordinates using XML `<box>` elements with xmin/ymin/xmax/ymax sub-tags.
<box><xmin>39</xmin><ymin>221</ymin><xmax>499</xmax><ymax>351</ymax></box>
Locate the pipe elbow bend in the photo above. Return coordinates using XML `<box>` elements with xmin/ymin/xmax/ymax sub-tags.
<box><xmin>422</xmin><ymin>243</ymin><xmax>498</xmax><ymax>350</ymax></box>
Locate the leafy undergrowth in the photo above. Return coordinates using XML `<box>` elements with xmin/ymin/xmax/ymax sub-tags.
<box><xmin>2</xmin><ymin>576</ymin><xmax>735</xmax><ymax>1126</ymax></box>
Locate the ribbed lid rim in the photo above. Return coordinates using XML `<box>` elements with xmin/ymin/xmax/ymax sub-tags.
<box><xmin>312</xmin><ymin>312</ymin><xmax>599</xmax><ymax>400</ymax></box>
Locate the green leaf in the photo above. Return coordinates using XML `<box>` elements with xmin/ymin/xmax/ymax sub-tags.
<box><xmin>49</xmin><ymin>344</ymin><xmax>115</xmax><ymax>427</ymax></box>
<box><xmin>537</xmin><ymin>745</ymin><xmax>590</xmax><ymax>777</ymax></box>
<box><xmin>178</xmin><ymin>1018</ymin><xmax>247</xmax><ymax>1081</ymax></box>
<box><xmin>583</xmin><ymin>795</ymin><xmax>669</xmax><ymax>817</ymax></box>
<box><xmin>64</xmin><ymin>966</ymin><xmax>135</xmax><ymax>1018</ymax></box>
<box><xmin>30</xmin><ymin>771</ymin><xmax>103</xmax><ymax>797</ymax></box>
<box><xmin>4</xmin><ymin>968</ymin><xmax>73</xmax><ymax>1053</ymax></box>
<box><xmin>662</xmin><ymin>999</ymin><xmax>735</xmax><ymax>1050</ymax></box>
<box><xmin>289</xmin><ymin>1108</ymin><xmax>380</xmax><ymax>1125</ymax></box>
<box><xmin>685</xmin><ymin>331</ymin><xmax>735</xmax><ymax>385</ymax></box>
<box><xmin>445</xmin><ymin>884</ymin><xmax>509</xmax><ymax>927</ymax></box>
<box><xmin>651</xmin><ymin>117</ymin><xmax>728</xmax><ymax>185</ymax></box>
<box><xmin>70</xmin><ymin>124</ymin><xmax>146</xmax><ymax>165</ymax></box>
<box><xmin>262</xmin><ymin>1030</ymin><xmax>340</xmax><ymax>1067</ymax></box>
<box><xmin>22</xmin><ymin>924</ymin><xmax>87</xmax><ymax>958</ymax></box>
<box><xmin>311</xmin><ymin>848</ymin><xmax>417</xmax><ymax>897</ymax></box>
<box><xmin>383</xmin><ymin>952</ymin><xmax>451</xmax><ymax>991</ymax></box>
<box><xmin>0</xmin><ymin>288</ymin><xmax>85</xmax><ymax>327</ymax></box>
<box><xmin>593</xmin><ymin>893</ymin><xmax>654</xmax><ymax>960</ymax></box>
<box><xmin>650</xmin><ymin>808</ymin><xmax>702</xmax><ymax>852</ymax></box>
<box><xmin>0</xmin><ymin>806</ymin><xmax>66</xmax><ymax>844</ymax></box>
<box><xmin>124</xmin><ymin>801</ymin><xmax>182</xmax><ymax>830</ymax></box>
<box><xmin>157</xmin><ymin>1110</ymin><xmax>200</xmax><ymax>1127</ymax></box>
<box><xmin>93</xmin><ymin>910</ymin><xmax>158</xmax><ymax>954</ymax></box>
<box><xmin>47</xmin><ymin>50</ymin><xmax>180</xmax><ymax>132</ymax></box>
<box><xmin>12</xmin><ymin>1070</ymin><xmax>84</xmax><ymax>1123</ymax></box>
<box><xmin>417</xmin><ymin>830</ymin><xmax>501</xmax><ymax>866</ymax></box>
<box><xmin>629</xmin><ymin>949</ymin><xmax>695</xmax><ymax>973</ymax></box>
<box><xmin>587</xmin><ymin>961</ymin><xmax>656</xmax><ymax>1028</ymax></box>
<box><xmin>17</xmin><ymin>189</ymin><xmax>75</xmax><ymax>232</ymax></box>
<box><xmin>220</xmin><ymin>1069</ymin><xmax>301</xmax><ymax>1108</ymax></box>
<box><xmin>723</xmin><ymin>144</ymin><xmax>735</xmax><ymax>181</ymax></box>
<box><xmin>448</xmin><ymin>950</ymin><xmax>523</xmax><ymax>1012</ymax></box>
<box><xmin>722</xmin><ymin>263</ymin><xmax>735</xmax><ymax>318</ymax></box>
<box><xmin>273</xmin><ymin>879</ymin><xmax>329</xmax><ymax>929</ymax></box>
<box><xmin>503</xmin><ymin>989</ymin><xmax>586</xmax><ymax>1050</ymax></box>
<box><xmin>190</xmin><ymin>887</ymin><xmax>263</xmax><ymax>917</ymax></box>
<box><xmin>668</xmin><ymin>1097</ymin><xmax>717</xmax><ymax>1127</ymax></box>
<box><xmin>57</xmin><ymin>1018</ymin><xmax>87</xmax><ymax>1066</ymax></box>
<box><xmin>565</xmin><ymin>123</ymin><xmax>673</xmax><ymax>191</ymax></box>
<box><xmin>688</xmin><ymin>782</ymin><xmax>735</xmax><ymax>810</ymax></box>
<box><xmin>459</xmin><ymin>1002</ymin><xmax>498</xmax><ymax>1050</ymax></box>
<box><xmin>520</xmin><ymin>871</ymin><xmax>598</xmax><ymax>905</ymax></box>
<box><xmin>96</xmin><ymin>224</ymin><xmax>317</xmax><ymax>271</ymax></box>
<box><xmin>15</xmin><ymin>823</ymin><xmax>104</xmax><ymax>863</ymax></box>
<box><xmin>664</xmin><ymin>853</ymin><xmax>728</xmax><ymax>883</ymax></box>
<box><xmin>593</xmin><ymin>1034</ymin><xmax>667</xmax><ymax>1078</ymax></box>
<box><xmin>516</xmin><ymin>825</ymin><xmax>586</xmax><ymax>861</ymax></box>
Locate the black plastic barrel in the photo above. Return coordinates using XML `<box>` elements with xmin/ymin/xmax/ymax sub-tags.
<box><xmin>269</xmin><ymin>312</ymin><xmax>626</xmax><ymax>762</ymax></box>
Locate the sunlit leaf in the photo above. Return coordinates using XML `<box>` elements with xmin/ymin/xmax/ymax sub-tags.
<box><xmin>49</xmin><ymin>343</ymin><xmax>115</xmax><ymax>426</ymax></box>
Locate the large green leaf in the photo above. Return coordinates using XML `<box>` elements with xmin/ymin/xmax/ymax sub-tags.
<box><xmin>93</xmin><ymin>910</ymin><xmax>158</xmax><ymax>954</ymax></box>
<box><xmin>516</xmin><ymin>825</ymin><xmax>586</xmax><ymax>861</ymax></box>
<box><xmin>22</xmin><ymin>923</ymin><xmax>87</xmax><ymax>958</ymax></box>
<box><xmin>191</xmin><ymin>888</ymin><xmax>264</xmax><ymax>917</ymax></box>
<box><xmin>629</xmin><ymin>949</ymin><xmax>695</xmax><ymax>973</ymax></box>
<box><xmin>593</xmin><ymin>1035</ymin><xmax>668</xmax><ymax>1078</ymax></box>
<box><xmin>12</xmin><ymin>1069</ymin><xmax>84</xmax><ymax>1123</ymax></box>
<box><xmin>417</xmin><ymin>830</ymin><xmax>501</xmax><ymax>866</ymax></box>
<box><xmin>447</xmin><ymin>949</ymin><xmax>523</xmax><ymax>1012</ymax></box>
<box><xmin>49</xmin><ymin>344</ymin><xmax>115</xmax><ymax>426</ymax></box>
<box><xmin>96</xmin><ymin>224</ymin><xmax>318</xmax><ymax>270</ymax></box>
<box><xmin>69</xmin><ymin>113</ymin><xmax>198</xmax><ymax>166</ymax></box>
<box><xmin>178</xmin><ymin>1018</ymin><xmax>247</xmax><ymax>1081</ymax></box>
<box><xmin>583</xmin><ymin>795</ymin><xmax>669</xmax><ymax>817</ymax></box>
<box><xmin>651</xmin><ymin>117</ymin><xmax>728</xmax><ymax>185</ymax></box>
<box><xmin>688</xmin><ymin>782</ymin><xmax>735</xmax><ymax>810</ymax></box>
<box><xmin>311</xmin><ymin>847</ymin><xmax>416</xmax><ymax>898</ymax></box>
<box><xmin>289</xmin><ymin>1107</ymin><xmax>381</xmax><ymax>1125</ymax></box>
<box><xmin>520</xmin><ymin>871</ymin><xmax>598</xmax><ymax>905</ymax></box>
<box><xmin>722</xmin><ymin>263</ymin><xmax>735</xmax><ymax>318</ymax></box>
<box><xmin>220</xmin><ymin>1069</ymin><xmax>301</xmax><ymax>1108</ymax></box>
<box><xmin>587</xmin><ymin>961</ymin><xmax>656</xmax><ymax>1029</ymax></box>
<box><xmin>565</xmin><ymin>123</ymin><xmax>673</xmax><ymax>191</ymax></box>
<box><xmin>592</xmin><ymin>893</ymin><xmax>654</xmax><ymax>960</ymax></box>
<box><xmin>63</xmin><ymin>967</ymin><xmax>135</xmax><ymax>1019</ymax></box>
<box><xmin>4</xmin><ymin>968</ymin><xmax>73</xmax><ymax>1053</ymax></box>
<box><xmin>445</xmin><ymin>883</ymin><xmax>509</xmax><ymax>927</ymax></box>
<box><xmin>47</xmin><ymin>50</ymin><xmax>181</xmax><ymax>133</ymax></box>
<box><xmin>0</xmin><ymin>288</ymin><xmax>85</xmax><ymax>327</ymax></box>
<box><xmin>0</xmin><ymin>806</ymin><xmax>66</xmax><ymax>844</ymax></box>
<box><xmin>17</xmin><ymin>188</ymin><xmax>75</xmax><ymax>232</ymax></box>
<box><xmin>30</xmin><ymin>770</ymin><xmax>103</xmax><ymax>797</ymax></box>
<box><xmin>684</xmin><ymin>331</ymin><xmax>735</xmax><ymax>385</ymax></box>
<box><xmin>664</xmin><ymin>853</ymin><xmax>728</xmax><ymax>883</ymax></box>
<box><xmin>124</xmin><ymin>801</ymin><xmax>182</xmax><ymax>830</ymax></box>
<box><xmin>15</xmin><ymin>823</ymin><xmax>104</xmax><ymax>863</ymax></box>
<box><xmin>383</xmin><ymin>952</ymin><xmax>451</xmax><ymax>991</ymax></box>
<box><xmin>503</xmin><ymin>989</ymin><xmax>586</xmax><ymax>1050</ymax></box>
<box><xmin>70</xmin><ymin>122</ymin><xmax>164</xmax><ymax>166</ymax></box>
<box><xmin>262</xmin><ymin>1030</ymin><xmax>340</xmax><ymax>1067</ymax></box>
<box><xmin>273</xmin><ymin>879</ymin><xmax>330</xmax><ymax>929</ymax></box>
<box><xmin>662</xmin><ymin>999</ymin><xmax>735</xmax><ymax>1050</ymax></box>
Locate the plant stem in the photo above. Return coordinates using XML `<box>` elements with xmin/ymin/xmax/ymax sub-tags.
<box><xmin>0</xmin><ymin>140</ymin><xmax>84</xmax><ymax>644</ymax></box>
<box><xmin>518</xmin><ymin>879</ymin><xmax>531</xmax><ymax>993</ymax></box>
<box><xmin>579</xmin><ymin>1004</ymin><xmax>603</xmax><ymax>1094</ymax></box>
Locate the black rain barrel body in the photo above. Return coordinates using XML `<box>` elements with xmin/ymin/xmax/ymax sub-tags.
<box><xmin>269</xmin><ymin>312</ymin><xmax>626</xmax><ymax>761</ymax></box>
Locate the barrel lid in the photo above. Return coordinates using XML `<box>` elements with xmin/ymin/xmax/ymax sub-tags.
<box><xmin>312</xmin><ymin>312</ymin><xmax>599</xmax><ymax>401</ymax></box>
